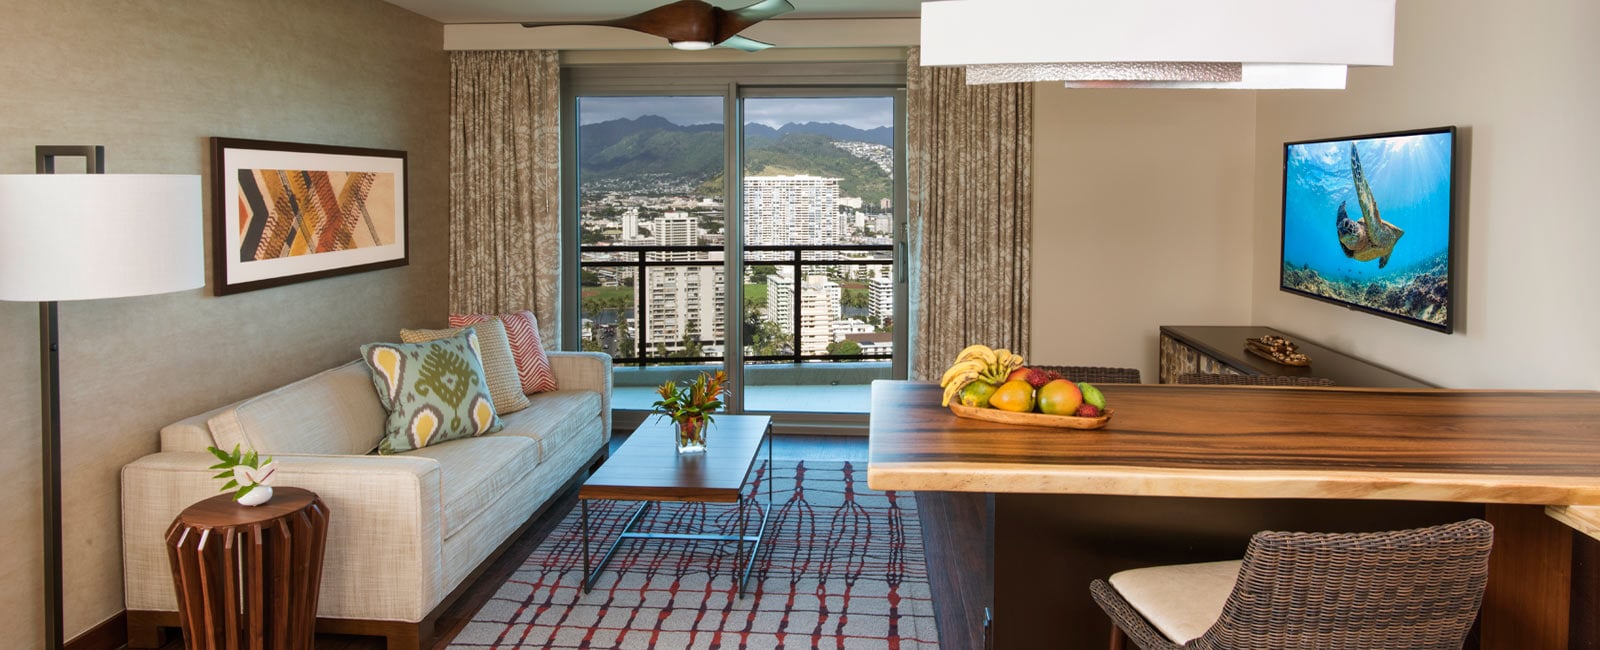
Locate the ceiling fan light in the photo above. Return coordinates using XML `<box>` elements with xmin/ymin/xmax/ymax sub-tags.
<box><xmin>671</xmin><ymin>40</ymin><xmax>715</xmax><ymax>50</ymax></box>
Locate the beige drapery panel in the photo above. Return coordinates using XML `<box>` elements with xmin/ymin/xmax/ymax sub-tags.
<box><xmin>448</xmin><ymin>50</ymin><xmax>562</xmax><ymax>345</ymax></box>
<box><xmin>906</xmin><ymin>47</ymin><xmax>1034</xmax><ymax>380</ymax></box>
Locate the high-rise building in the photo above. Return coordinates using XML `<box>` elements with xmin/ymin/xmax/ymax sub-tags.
<box><xmin>646</xmin><ymin>211</ymin><xmax>722</xmax><ymax>353</ymax></box>
<box><xmin>646</xmin><ymin>265</ymin><xmax>724</xmax><ymax>354</ymax></box>
<box><xmin>767</xmin><ymin>267</ymin><xmax>842</xmax><ymax>356</ymax></box>
<box><xmin>869</xmin><ymin>275</ymin><xmax>894</xmax><ymax>323</ymax></box>
<box><xmin>620</xmin><ymin>207</ymin><xmax>640</xmax><ymax>241</ymax></box>
<box><xmin>743</xmin><ymin>175</ymin><xmax>842</xmax><ymax>248</ymax></box>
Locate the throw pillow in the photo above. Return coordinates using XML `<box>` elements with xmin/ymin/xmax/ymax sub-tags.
<box><xmin>361</xmin><ymin>329</ymin><xmax>503</xmax><ymax>455</ymax></box>
<box><xmin>449</xmin><ymin>310</ymin><xmax>558</xmax><ymax>394</ymax></box>
<box><xmin>402</xmin><ymin>319</ymin><xmax>532</xmax><ymax>415</ymax></box>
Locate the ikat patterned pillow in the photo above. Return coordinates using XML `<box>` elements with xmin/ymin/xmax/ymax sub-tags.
<box><xmin>361</xmin><ymin>329</ymin><xmax>503</xmax><ymax>455</ymax></box>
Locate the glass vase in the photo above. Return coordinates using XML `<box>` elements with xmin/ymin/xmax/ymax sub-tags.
<box><xmin>675</xmin><ymin>418</ymin><xmax>707</xmax><ymax>454</ymax></box>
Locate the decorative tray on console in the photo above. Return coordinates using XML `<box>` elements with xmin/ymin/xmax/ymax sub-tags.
<box><xmin>949</xmin><ymin>403</ymin><xmax>1113</xmax><ymax>430</ymax></box>
<box><xmin>1245</xmin><ymin>335</ymin><xmax>1311</xmax><ymax>367</ymax></box>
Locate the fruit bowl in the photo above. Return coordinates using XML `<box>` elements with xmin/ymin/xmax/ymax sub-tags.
<box><xmin>948</xmin><ymin>402</ymin><xmax>1113</xmax><ymax>430</ymax></box>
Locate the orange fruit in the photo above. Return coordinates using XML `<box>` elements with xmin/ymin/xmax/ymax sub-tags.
<box><xmin>989</xmin><ymin>379</ymin><xmax>1036</xmax><ymax>412</ymax></box>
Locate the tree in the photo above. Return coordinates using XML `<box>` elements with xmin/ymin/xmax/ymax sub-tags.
<box><xmin>581</xmin><ymin>269</ymin><xmax>602</xmax><ymax>287</ymax></box>
<box><xmin>827</xmin><ymin>340</ymin><xmax>862</xmax><ymax>357</ymax></box>
<box><xmin>842</xmin><ymin>289</ymin><xmax>868</xmax><ymax>309</ymax></box>
<box><xmin>747</xmin><ymin>265</ymin><xmax>778</xmax><ymax>284</ymax></box>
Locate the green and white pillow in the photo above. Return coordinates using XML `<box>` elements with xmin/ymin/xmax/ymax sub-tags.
<box><xmin>362</xmin><ymin>329</ymin><xmax>502</xmax><ymax>455</ymax></box>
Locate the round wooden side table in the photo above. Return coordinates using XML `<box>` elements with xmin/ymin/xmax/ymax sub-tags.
<box><xmin>165</xmin><ymin>486</ymin><xmax>330</xmax><ymax>650</ymax></box>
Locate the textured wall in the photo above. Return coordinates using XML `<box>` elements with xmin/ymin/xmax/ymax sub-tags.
<box><xmin>1030</xmin><ymin>89</ymin><xmax>1258</xmax><ymax>381</ymax></box>
<box><xmin>0</xmin><ymin>0</ymin><xmax>447</xmax><ymax>644</ymax></box>
<box><xmin>1250</xmin><ymin>0</ymin><xmax>1600</xmax><ymax>389</ymax></box>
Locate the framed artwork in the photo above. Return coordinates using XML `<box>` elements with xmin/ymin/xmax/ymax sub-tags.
<box><xmin>211</xmin><ymin>137</ymin><xmax>408</xmax><ymax>295</ymax></box>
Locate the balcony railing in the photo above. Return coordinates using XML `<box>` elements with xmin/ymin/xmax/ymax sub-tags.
<box><xmin>580</xmin><ymin>243</ymin><xmax>894</xmax><ymax>366</ymax></box>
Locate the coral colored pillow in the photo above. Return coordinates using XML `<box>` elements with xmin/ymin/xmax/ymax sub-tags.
<box><xmin>449</xmin><ymin>310</ymin><xmax>558</xmax><ymax>394</ymax></box>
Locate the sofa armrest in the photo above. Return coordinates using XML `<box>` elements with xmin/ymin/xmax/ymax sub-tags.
<box><xmin>548</xmin><ymin>351</ymin><xmax>613</xmax><ymax>441</ymax></box>
<box><xmin>122</xmin><ymin>452</ymin><xmax>446</xmax><ymax>622</ymax></box>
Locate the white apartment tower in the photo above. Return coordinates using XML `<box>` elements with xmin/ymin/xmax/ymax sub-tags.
<box><xmin>620</xmin><ymin>207</ymin><xmax>640</xmax><ymax>241</ymax></box>
<box><xmin>743</xmin><ymin>175</ymin><xmax>842</xmax><ymax>247</ymax></box>
<box><xmin>766</xmin><ymin>267</ymin><xmax>842</xmax><ymax>356</ymax></box>
<box><xmin>869</xmin><ymin>275</ymin><xmax>894</xmax><ymax>323</ymax></box>
<box><xmin>646</xmin><ymin>211</ymin><xmax>723</xmax><ymax>353</ymax></box>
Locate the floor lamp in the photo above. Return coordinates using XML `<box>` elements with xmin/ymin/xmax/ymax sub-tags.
<box><xmin>0</xmin><ymin>146</ymin><xmax>202</xmax><ymax>649</ymax></box>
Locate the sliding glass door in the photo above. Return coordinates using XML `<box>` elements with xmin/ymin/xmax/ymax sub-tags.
<box><xmin>738</xmin><ymin>94</ymin><xmax>901</xmax><ymax>413</ymax></box>
<box><xmin>568</xmin><ymin>71</ymin><xmax>906</xmax><ymax>421</ymax></box>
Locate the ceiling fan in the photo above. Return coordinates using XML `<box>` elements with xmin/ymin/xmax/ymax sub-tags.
<box><xmin>521</xmin><ymin>0</ymin><xmax>796</xmax><ymax>51</ymax></box>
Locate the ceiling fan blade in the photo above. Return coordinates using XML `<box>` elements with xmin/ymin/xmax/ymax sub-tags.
<box><xmin>717</xmin><ymin>34</ymin><xmax>776</xmax><ymax>52</ymax></box>
<box><xmin>717</xmin><ymin>0</ymin><xmax>795</xmax><ymax>42</ymax></box>
<box><xmin>523</xmin><ymin>0</ymin><xmax>717</xmax><ymax>44</ymax></box>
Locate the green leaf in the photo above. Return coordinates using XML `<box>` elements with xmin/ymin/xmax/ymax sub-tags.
<box><xmin>207</xmin><ymin>446</ymin><xmax>231</xmax><ymax>462</ymax></box>
<box><xmin>212</xmin><ymin>470</ymin><xmax>233</xmax><ymax>480</ymax></box>
<box><xmin>234</xmin><ymin>484</ymin><xmax>255</xmax><ymax>500</ymax></box>
<box><xmin>221</xmin><ymin>480</ymin><xmax>239</xmax><ymax>492</ymax></box>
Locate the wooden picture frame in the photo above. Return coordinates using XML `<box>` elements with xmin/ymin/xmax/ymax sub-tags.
<box><xmin>211</xmin><ymin>137</ymin><xmax>408</xmax><ymax>295</ymax></box>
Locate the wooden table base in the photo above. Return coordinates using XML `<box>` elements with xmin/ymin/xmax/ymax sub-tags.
<box><xmin>165</xmin><ymin>487</ymin><xmax>329</xmax><ymax>650</ymax></box>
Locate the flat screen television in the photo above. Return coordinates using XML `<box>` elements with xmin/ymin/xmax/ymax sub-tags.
<box><xmin>1281</xmin><ymin>126</ymin><xmax>1457</xmax><ymax>333</ymax></box>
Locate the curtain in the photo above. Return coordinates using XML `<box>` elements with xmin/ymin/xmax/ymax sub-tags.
<box><xmin>448</xmin><ymin>50</ymin><xmax>562</xmax><ymax>345</ymax></box>
<box><xmin>906</xmin><ymin>46</ymin><xmax>1034</xmax><ymax>381</ymax></box>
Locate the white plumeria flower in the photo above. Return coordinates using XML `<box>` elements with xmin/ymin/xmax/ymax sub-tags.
<box><xmin>233</xmin><ymin>461</ymin><xmax>278</xmax><ymax>487</ymax></box>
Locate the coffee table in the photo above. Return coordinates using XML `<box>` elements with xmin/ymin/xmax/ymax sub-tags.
<box><xmin>579</xmin><ymin>414</ymin><xmax>773</xmax><ymax>596</ymax></box>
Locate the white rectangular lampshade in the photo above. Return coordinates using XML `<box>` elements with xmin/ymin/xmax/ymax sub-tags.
<box><xmin>920</xmin><ymin>0</ymin><xmax>1396</xmax><ymax>67</ymax></box>
<box><xmin>0</xmin><ymin>174</ymin><xmax>204</xmax><ymax>301</ymax></box>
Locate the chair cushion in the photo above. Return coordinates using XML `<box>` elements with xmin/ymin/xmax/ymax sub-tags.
<box><xmin>1108</xmin><ymin>559</ymin><xmax>1242</xmax><ymax>643</ymax></box>
<box><xmin>450</xmin><ymin>311</ymin><xmax>558</xmax><ymax>394</ymax></box>
<box><xmin>208</xmin><ymin>361</ymin><xmax>387</xmax><ymax>456</ymax></box>
<box><xmin>489</xmin><ymin>389</ymin><xmax>603</xmax><ymax>462</ymax></box>
<box><xmin>362</xmin><ymin>329</ymin><xmax>504</xmax><ymax>455</ymax></box>
<box><xmin>403</xmin><ymin>319</ymin><xmax>532</xmax><ymax>415</ymax></box>
<box><xmin>399</xmin><ymin>436</ymin><xmax>539</xmax><ymax>538</ymax></box>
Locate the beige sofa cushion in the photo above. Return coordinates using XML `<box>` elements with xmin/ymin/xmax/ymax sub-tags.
<box><xmin>400</xmin><ymin>436</ymin><xmax>539</xmax><ymax>538</ymax></box>
<box><xmin>491</xmin><ymin>389</ymin><xmax>603</xmax><ymax>461</ymax></box>
<box><xmin>208</xmin><ymin>360</ymin><xmax>386</xmax><ymax>456</ymax></box>
<box><xmin>159</xmin><ymin>402</ymin><xmax>237</xmax><ymax>452</ymax></box>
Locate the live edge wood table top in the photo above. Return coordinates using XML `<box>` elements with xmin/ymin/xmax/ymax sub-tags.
<box><xmin>866</xmin><ymin>381</ymin><xmax>1600</xmax><ymax>508</ymax></box>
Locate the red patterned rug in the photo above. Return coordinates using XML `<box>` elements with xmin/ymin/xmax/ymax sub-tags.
<box><xmin>450</xmin><ymin>460</ymin><xmax>939</xmax><ymax>649</ymax></box>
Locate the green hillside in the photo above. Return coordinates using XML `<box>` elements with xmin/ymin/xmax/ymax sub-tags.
<box><xmin>580</xmin><ymin>118</ymin><xmax>892</xmax><ymax>204</ymax></box>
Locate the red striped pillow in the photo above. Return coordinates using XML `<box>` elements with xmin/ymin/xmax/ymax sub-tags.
<box><xmin>448</xmin><ymin>310</ymin><xmax>558</xmax><ymax>394</ymax></box>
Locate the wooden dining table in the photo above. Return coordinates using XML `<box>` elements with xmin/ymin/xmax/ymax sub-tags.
<box><xmin>866</xmin><ymin>380</ymin><xmax>1600</xmax><ymax>649</ymax></box>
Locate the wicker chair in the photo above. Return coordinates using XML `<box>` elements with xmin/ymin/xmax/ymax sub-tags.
<box><xmin>1034</xmin><ymin>365</ymin><xmax>1141</xmax><ymax>384</ymax></box>
<box><xmin>1175</xmin><ymin>372</ymin><xmax>1333</xmax><ymax>387</ymax></box>
<box><xmin>1090</xmin><ymin>518</ymin><xmax>1494</xmax><ymax>650</ymax></box>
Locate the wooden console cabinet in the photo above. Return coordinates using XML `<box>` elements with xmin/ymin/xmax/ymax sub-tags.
<box><xmin>1159</xmin><ymin>325</ymin><xmax>1431</xmax><ymax>387</ymax></box>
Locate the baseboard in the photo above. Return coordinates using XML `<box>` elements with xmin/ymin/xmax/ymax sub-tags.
<box><xmin>65</xmin><ymin>611</ymin><xmax>126</xmax><ymax>650</ymax></box>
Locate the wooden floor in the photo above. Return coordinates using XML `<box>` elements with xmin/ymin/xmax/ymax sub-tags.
<box><xmin>153</xmin><ymin>433</ymin><xmax>910</xmax><ymax>650</ymax></box>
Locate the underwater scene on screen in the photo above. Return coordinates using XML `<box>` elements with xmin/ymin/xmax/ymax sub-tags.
<box><xmin>1282</xmin><ymin>131</ymin><xmax>1453</xmax><ymax>326</ymax></box>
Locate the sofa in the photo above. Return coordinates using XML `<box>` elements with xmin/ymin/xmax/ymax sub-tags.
<box><xmin>121</xmin><ymin>351</ymin><xmax>612</xmax><ymax>649</ymax></box>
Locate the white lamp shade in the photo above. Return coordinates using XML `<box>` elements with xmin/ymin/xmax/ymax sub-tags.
<box><xmin>0</xmin><ymin>174</ymin><xmax>204</xmax><ymax>301</ymax></box>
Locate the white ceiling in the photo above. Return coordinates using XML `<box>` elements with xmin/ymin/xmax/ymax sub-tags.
<box><xmin>384</xmin><ymin>0</ymin><xmax>925</xmax><ymax>24</ymax></box>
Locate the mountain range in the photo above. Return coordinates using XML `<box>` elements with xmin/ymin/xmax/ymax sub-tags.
<box><xmin>579</xmin><ymin>116</ymin><xmax>893</xmax><ymax>204</ymax></box>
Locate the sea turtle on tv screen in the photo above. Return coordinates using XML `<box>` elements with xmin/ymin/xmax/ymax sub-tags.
<box><xmin>1335</xmin><ymin>142</ymin><xmax>1404</xmax><ymax>268</ymax></box>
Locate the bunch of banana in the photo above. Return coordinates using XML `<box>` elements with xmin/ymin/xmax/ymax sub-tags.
<box><xmin>939</xmin><ymin>344</ymin><xmax>1024</xmax><ymax>406</ymax></box>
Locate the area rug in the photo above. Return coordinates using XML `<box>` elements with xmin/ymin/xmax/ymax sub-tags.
<box><xmin>450</xmin><ymin>460</ymin><xmax>939</xmax><ymax>649</ymax></box>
